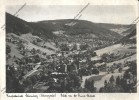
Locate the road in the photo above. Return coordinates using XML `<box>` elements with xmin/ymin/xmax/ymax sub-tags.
<box><xmin>23</xmin><ymin>62</ymin><xmax>41</xmax><ymax>79</ymax></box>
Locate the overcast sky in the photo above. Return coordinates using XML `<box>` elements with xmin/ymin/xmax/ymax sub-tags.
<box><xmin>6</xmin><ymin>5</ymin><xmax>137</xmax><ymax>24</ymax></box>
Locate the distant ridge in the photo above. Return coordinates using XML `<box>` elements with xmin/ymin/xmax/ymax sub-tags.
<box><xmin>6</xmin><ymin>12</ymin><xmax>124</xmax><ymax>44</ymax></box>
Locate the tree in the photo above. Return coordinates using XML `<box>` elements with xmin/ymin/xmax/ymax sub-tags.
<box><xmin>72</xmin><ymin>44</ymin><xmax>77</xmax><ymax>50</ymax></box>
<box><xmin>116</xmin><ymin>76</ymin><xmax>121</xmax><ymax>86</ymax></box>
<box><xmin>118</xmin><ymin>67</ymin><xmax>122</xmax><ymax>73</ymax></box>
<box><xmin>101</xmin><ymin>53</ymin><xmax>108</xmax><ymax>62</ymax></box>
<box><xmin>109</xmin><ymin>75</ymin><xmax>115</xmax><ymax>83</ymax></box>
<box><xmin>123</xmin><ymin>70</ymin><xmax>130</xmax><ymax>79</ymax></box>
<box><xmin>89</xmin><ymin>79</ymin><xmax>95</xmax><ymax>92</ymax></box>
<box><xmin>84</xmin><ymin>79</ymin><xmax>92</xmax><ymax>91</ymax></box>
<box><xmin>99</xmin><ymin>87</ymin><xmax>105</xmax><ymax>93</ymax></box>
<box><xmin>61</xmin><ymin>79</ymin><xmax>67</xmax><ymax>92</ymax></box>
<box><xmin>30</xmin><ymin>76</ymin><xmax>37</xmax><ymax>85</ymax></box>
<box><xmin>6</xmin><ymin>45</ymin><xmax>11</xmax><ymax>54</ymax></box>
<box><xmin>6</xmin><ymin>68</ymin><xmax>24</xmax><ymax>93</ymax></box>
<box><xmin>84</xmin><ymin>79</ymin><xmax>88</xmax><ymax>89</ymax></box>
<box><xmin>104</xmin><ymin>80</ymin><xmax>107</xmax><ymax>87</ymax></box>
<box><xmin>74</xmin><ymin>76</ymin><xmax>81</xmax><ymax>87</ymax></box>
<box><xmin>23</xmin><ymin>78</ymin><xmax>32</xmax><ymax>87</ymax></box>
<box><xmin>60</xmin><ymin>43</ymin><xmax>69</xmax><ymax>51</ymax></box>
<box><xmin>84</xmin><ymin>79</ymin><xmax>95</xmax><ymax>92</ymax></box>
<box><xmin>80</xmin><ymin>43</ymin><xmax>89</xmax><ymax>50</ymax></box>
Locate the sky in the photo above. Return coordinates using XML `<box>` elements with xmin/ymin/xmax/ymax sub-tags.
<box><xmin>6</xmin><ymin>5</ymin><xmax>137</xmax><ymax>24</ymax></box>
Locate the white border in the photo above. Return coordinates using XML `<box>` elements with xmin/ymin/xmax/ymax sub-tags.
<box><xmin>0</xmin><ymin>0</ymin><xmax>139</xmax><ymax>100</ymax></box>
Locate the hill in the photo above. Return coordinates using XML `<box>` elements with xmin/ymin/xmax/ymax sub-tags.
<box><xmin>117</xmin><ymin>25</ymin><xmax>136</xmax><ymax>44</ymax></box>
<box><xmin>6</xmin><ymin>12</ymin><xmax>123</xmax><ymax>46</ymax></box>
<box><xmin>38</xmin><ymin>19</ymin><xmax>123</xmax><ymax>40</ymax></box>
<box><xmin>6</xmin><ymin>13</ymin><xmax>56</xmax><ymax>40</ymax></box>
<box><xmin>95</xmin><ymin>23</ymin><xmax>131</xmax><ymax>36</ymax></box>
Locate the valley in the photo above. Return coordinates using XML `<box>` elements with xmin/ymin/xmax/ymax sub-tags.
<box><xmin>6</xmin><ymin>12</ymin><xmax>137</xmax><ymax>93</ymax></box>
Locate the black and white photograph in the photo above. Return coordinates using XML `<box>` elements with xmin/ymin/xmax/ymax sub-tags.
<box><xmin>5</xmin><ymin>4</ymin><xmax>137</xmax><ymax>93</ymax></box>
